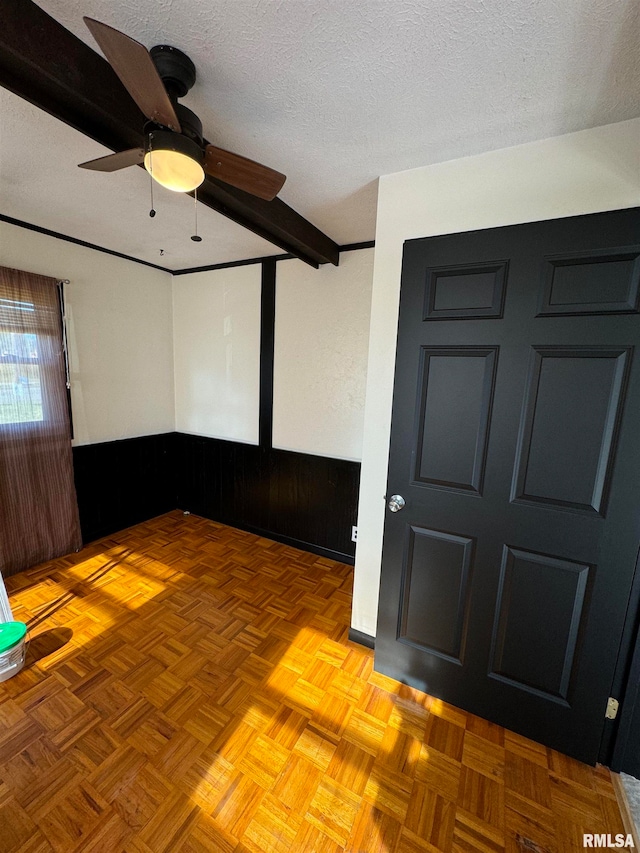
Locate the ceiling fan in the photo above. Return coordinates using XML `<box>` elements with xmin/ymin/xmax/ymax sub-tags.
<box><xmin>78</xmin><ymin>18</ymin><xmax>286</xmax><ymax>201</ymax></box>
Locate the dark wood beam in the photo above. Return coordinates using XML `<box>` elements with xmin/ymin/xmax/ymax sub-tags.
<box><xmin>0</xmin><ymin>0</ymin><xmax>340</xmax><ymax>267</ymax></box>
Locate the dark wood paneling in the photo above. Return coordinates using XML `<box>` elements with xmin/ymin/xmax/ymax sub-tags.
<box><xmin>72</xmin><ymin>433</ymin><xmax>178</xmax><ymax>543</ymax></box>
<box><xmin>175</xmin><ymin>434</ymin><xmax>360</xmax><ymax>563</ymax></box>
<box><xmin>74</xmin><ymin>433</ymin><xmax>359</xmax><ymax>562</ymax></box>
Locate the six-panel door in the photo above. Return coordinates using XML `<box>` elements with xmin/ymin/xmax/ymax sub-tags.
<box><xmin>375</xmin><ymin>208</ymin><xmax>640</xmax><ymax>763</ymax></box>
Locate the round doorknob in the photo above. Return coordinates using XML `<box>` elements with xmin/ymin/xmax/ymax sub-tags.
<box><xmin>387</xmin><ymin>494</ymin><xmax>406</xmax><ymax>512</ymax></box>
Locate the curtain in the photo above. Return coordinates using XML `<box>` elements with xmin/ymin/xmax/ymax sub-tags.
<box><xmin>0</xmin><ymin>266</ymin><xmax>81</xmax><ymax>577</ymax></box>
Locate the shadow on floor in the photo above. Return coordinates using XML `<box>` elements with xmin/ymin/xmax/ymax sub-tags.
<box><xmin>25</xmin><ymin>626</ymin><xmax>73</xmax><ymax>668</ymax></box>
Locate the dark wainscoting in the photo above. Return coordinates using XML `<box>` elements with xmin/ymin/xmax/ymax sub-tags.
<box><xmin>73</xmin><ymin>432</ymin><xmax>360</xmax><ymax>564</ymax></box>
<box><xmin>175</xmin><ymin>434</ymin><xmax>360</xmax><ymax>564</ymax></box>
<box><xmin>72</xmin><ymin>433</ymin><xmax>177</xmax><ymax>544</ymax></box>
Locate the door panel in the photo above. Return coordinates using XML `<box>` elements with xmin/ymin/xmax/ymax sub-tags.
<box><xmin>512</xmin><ymin>346</ymin><xmax>631</xmax><ymax>514</ymax></box>
<box><xmin>538</xmin><ymin>248</ymin><xmax>640</xmax><ymax>316</ymax></box>
<box><xmin>424</xmin><ymin>261</ymin><xmax>508</xmax><ymax>319</ymax></box>
<box><xmin>399</xmin><ymin>526</ymin><xmax>474</xmax><ymax>663</ymax></box>
<box><xmin>376</xmin><ymin>208</ymin><xmax>640</xmax><ymax>763</ymax></box>
<box><xmin>414</xmin><ymin>347</ymin><xmax>497</xmax><ymax>494</ymax></box>
<box><xmin>488</xmin><ymin>546</ymin><xmax>590</xmax><ymax>702</ymax></box>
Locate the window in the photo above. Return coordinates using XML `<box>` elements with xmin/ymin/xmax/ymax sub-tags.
<box><xmin>0</xmin><ymin>287</ymin><xmax>67</xmax><ymax>429</ymax></box>
<box><xmin>0</xmin><ymin>312</ymin><xmax>43</xmax><ymax>425</ymax></box>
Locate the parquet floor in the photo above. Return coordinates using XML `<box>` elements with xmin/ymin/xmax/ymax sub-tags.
<box><xmin>0</xmin><ymin>512</ymin><xmax>629</xmax><ymax>853</ymax></box>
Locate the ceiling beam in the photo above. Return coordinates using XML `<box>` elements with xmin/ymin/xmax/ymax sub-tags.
<box><xmin>0</xmin><ymin>0</ymin><xmax>340</xmax><ymax>267</ymax></box>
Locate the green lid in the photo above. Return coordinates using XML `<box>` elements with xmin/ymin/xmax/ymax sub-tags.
<box><xmin>0</xmin><ymin>622</ymin><xmax>27</xmax><ymax>653</ymax></box>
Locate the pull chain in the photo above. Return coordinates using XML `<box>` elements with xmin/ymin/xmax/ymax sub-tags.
<box><xmin>191</xmin><ymin>187</ymin><xmax>202</xmax><ymax>242</ymax></box>
<box><xmin>148</xmin><ymin>141</ymin><xmax>156</xmax><ymax>217</ymax></box>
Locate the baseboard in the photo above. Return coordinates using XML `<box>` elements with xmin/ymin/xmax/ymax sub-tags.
<box><xmin>245</xmin><ymin>526</ymin><xmax>354</xmax><ymax>566</ymax></box>
<box><xmin>184</xmin><ymin>513</ymin><xmax>354</xmax><ymax>566</ymax></box>
<box><xmin>348</xmin><ymin>628</ymin><xmax>375</xmax><ymax>649</ymax></box>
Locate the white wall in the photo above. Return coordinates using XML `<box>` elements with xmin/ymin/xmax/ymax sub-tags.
<box><xmin>353</xmin><ymin>117</ymin><xmax>640</xmax><ymax>637</ymax></box>
<box><xmin>0</xmin><ymin>222</ymin><xmax>374</xmax><ymax>459</ymax></box>
<box><xmin>173</xmin><ymin>265</ymin><xmax>261</xmax><ymax>444</ymax></box>
<box><xmin>0</xmin><ymin>221</ymin><xmax>174</xmax><ymax>445</ymax></box>
<box><xmin>273</xmin><ymin>250</ymin><xmax>374</xmax><ymax>461</ymax></box>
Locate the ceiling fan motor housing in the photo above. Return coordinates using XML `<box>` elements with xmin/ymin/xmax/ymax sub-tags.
<box><xmin>150</xmin><ymin>45</ymin><xmax>196</xmax><ymax>99</ymax></box>
<box><xmin>145</xmin><ymin>128</ymin><xmax>204</xmax><ymax>167</ymax></box>
<box><xmin>174</xmin><ymin>104</ymin><xmax>204</xmax><ymax>145</ymax></box>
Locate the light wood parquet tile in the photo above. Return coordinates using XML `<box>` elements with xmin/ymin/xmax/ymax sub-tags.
<box><xmin>0</xmin><ymin>511</ymin><xmax>631</xmax><ymax>852</ymax></box>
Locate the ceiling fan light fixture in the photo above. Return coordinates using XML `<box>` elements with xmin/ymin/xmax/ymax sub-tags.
<box><xmin>144</xmin><ymin>130</ymin><xmax>204</xmax><ymax>193</ymax></box>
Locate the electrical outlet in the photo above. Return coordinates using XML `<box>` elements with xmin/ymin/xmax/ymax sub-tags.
<box><xmin>351</xmin><ymin>526</ymin><xmax>358</xmax><ymax>543</ymax></box>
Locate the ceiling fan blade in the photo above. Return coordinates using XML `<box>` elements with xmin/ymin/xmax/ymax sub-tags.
<box><xmin>204</xmin><ymin>145</ymin><xmax>286</xmax><ymax>201</ymax></box>
<box><xmin>84</xmin><ymin>17</ymin><xmax>181</xmax><ymax>132</ymax></box>
<box><xmin>78</xmin><ymin>148</ymin><xmax>145</xmax><ymax>172</ymax></box>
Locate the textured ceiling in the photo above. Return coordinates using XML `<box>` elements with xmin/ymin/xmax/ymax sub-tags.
<box><xmin>1</xmin><ymin>0</ymin><xmax>639</xmax><ymax>270</ymax></box>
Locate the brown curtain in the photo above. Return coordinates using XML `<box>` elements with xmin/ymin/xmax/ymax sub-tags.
<box><xmin>0</xmin><ymin>266</ymin><xmax>81</xmax><ymax>577</ymax></box>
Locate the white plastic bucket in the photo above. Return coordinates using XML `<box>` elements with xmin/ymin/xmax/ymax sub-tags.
<box><xmin>0</xmin><ymin>637</ymin><xmax>26</xmax><ymax>682</ymax></box>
